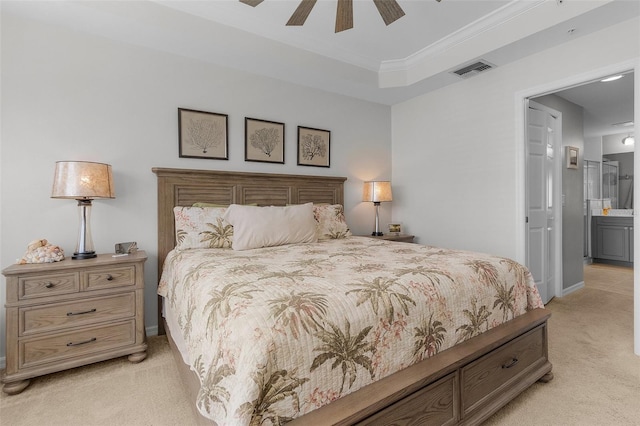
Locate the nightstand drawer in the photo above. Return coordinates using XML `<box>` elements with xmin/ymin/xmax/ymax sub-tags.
<box><xmin>20</xmin><ymin>320</ymin><xmax>136</xmax><ymax>368</ymax></box>
<box><xmin>19</xmin><ymin>273</ymin><xmax>80</xmax><ymax>300</ymax></box>
<box><xmin>20</xmin><ymin>293</ymin><xmax>136</xmax><ymax>336</ymax></box>
<box><xmin>84</xmin><ymin>265</ymin><xmax>135</xmax><ymax>291</ymax></box>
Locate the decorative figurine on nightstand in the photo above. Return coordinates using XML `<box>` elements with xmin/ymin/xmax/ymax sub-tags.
<box><xmin>17</xmin><ymin>239</ymin><xmax>65</xmax><ymax>264</ymax></box>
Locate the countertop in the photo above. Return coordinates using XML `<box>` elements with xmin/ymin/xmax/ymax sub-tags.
<box><xmin>591</xmin><ymin>209</ymin><xmax>634</xmax><ymax>217</ymax></box>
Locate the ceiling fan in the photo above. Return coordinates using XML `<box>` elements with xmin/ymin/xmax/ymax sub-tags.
<box><xmin>239</xmin><ymin>0</ymin><xmax>440</xmax><ymax>33</ymax></box>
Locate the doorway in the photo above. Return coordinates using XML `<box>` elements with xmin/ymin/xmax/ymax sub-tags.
<box><xmin>517</xmin><ymin>60</ymin><xmax>639</xmax><ymax>355</ymax></box>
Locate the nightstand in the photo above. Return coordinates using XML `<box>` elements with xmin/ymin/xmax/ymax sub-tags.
<box><xmin>362</xmin><ymin>233</ymin><xmax>415</xmax><ymax>243</ymax></box>
<box><xmin>2</xmin><ymin>251</ymin><xmax>147</xmax><ymax>395</ymax></box>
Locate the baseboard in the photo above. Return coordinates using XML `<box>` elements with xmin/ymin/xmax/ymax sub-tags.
<box><xmin>562</xmin><ymin>281</ymin><xmax>585</xmax><ymax>296</ymax></box>
<box><xmin>592</xmin><ymin>259</ymin><xmax>633</xmax><ymax>268</ymax></box>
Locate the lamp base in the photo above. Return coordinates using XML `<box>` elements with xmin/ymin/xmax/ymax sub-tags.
<box><xmin>72</xmin><ymin>251</ymin><xmax>97</xmax><ymax>260</ymax></box>
<box><xmin>73</xmin><ymin>199</ymin><xmax>96</xmax><ymax>260</ymax></box>
<box><xmin>371</xmin><ymin>231</ymin><xmax>384</xmax><ymax>236</ymax></box>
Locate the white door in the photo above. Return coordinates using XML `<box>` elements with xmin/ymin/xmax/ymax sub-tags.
<box><xmin>526</xmin><ymin>101</ymin><xmax>561</xmax><ymax>304</ymax></box>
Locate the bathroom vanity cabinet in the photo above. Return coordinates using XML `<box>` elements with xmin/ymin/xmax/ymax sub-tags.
<box><xmin>592</xmin><ymin>216</ymin><xmax>633</xmax><ymax>266</ymax></box>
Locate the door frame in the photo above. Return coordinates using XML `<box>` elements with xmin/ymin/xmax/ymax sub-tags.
<box><xmin>514</xmin><ymin>58</ymin><xmax>640</xmax><ymax>355</ymax></box>
<box><xmin>525</xmin><ymin>100</ymin><xmax>563</xmax><ymax>303</ymax></box>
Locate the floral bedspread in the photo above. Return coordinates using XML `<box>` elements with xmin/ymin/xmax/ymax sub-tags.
<box><xmin>158</xmin><ymin>237</ymin><xmax>543</xmax><ymax>425</ymax></box>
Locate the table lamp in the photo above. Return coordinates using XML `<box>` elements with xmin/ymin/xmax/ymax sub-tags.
<box><xmin>363</xmin><ymin>181</ymin><xmax>392</xmax><ymax>236</ymax></box>
<box><xmin>51</xmin><ymin>161</ymin><xmax>115</xmax><ymax>259</ymax></box>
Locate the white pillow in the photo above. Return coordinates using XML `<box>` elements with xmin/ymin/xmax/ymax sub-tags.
<box><xmin>223</xmin><ymin>203</ymin><xmax>318</xmax><ymax>250</ymax></box>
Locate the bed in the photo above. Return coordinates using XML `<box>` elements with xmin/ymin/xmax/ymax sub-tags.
<box><xmin>153</xmin><ymin>167</ymin><xmax>553</xmax><ymax>426</ymax></box>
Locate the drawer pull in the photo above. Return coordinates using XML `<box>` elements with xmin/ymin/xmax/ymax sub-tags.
<box><xmin>106</xmin><ymin>274</ymin><xmax>114</xmax><ymax>281</ymax></box>
<box><xmin>66</xmin><ymin>337</ymin><xmax>97</xmax><ymax>347</ymax></box>
<box><xmin>502</xmin><ymin>358</ymin><xmax>519</xmax><ymax>369</ymax></box>
<box><xmin>45</xmin><ymin>283</ymin><xmax>55</xmax><ymax>288</ymax></box>
<box><xmin>66</xmin><ymin>308</ymin><xmax>97</xmax><ymax>316</ymax></box>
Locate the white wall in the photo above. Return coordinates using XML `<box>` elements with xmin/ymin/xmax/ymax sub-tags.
<box><xmin>0</xmin><ymin>13</ymin><xmax>392</xmax><ymax>360</ymax></box>
<box><xmin>584</xmin><ymin>136</ymin><xmax>603</xmax><ymax>162</ymax></box>
<box><xmin>392</xmin><ymin>17</ymin><xmax>640</xmax><ymax>260</ymax></box>
<box><xmin>603</xmin><ymin>133</ymin><xmax>635</xmax><ymax>155</ymax></box>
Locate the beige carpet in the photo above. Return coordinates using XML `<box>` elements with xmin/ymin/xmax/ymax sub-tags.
<box><xmin>485</xmin><ymin>263</ymin><xmax>640</xmax><ymax>426</ymax></box>
<box><xmin>0</xmin><ymin>336</ymin><xmax>196</xmax><ymax>425</ymax></box>
<box><xmin>1</xmin><ymin>263</ymin><xmax>639</xmax><ymax>425</ymax></box>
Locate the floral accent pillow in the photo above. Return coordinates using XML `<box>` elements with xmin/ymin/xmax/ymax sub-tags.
<box><xmin>313</xmin><ymin>204</ymin><xmax>352</xmax><ymax>240</ymax></box>
<box><xmin>174</xmin><ymin>207</ymin><xmax>233</xmax><ymax>250</ymax></box>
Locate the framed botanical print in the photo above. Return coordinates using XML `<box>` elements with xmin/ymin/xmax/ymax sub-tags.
<box><xmin>297</xmin><ymin>126</ymin><xmax>330</xmax><ymax>168</ymax></box>
<box><xmin>245</xmin><ymin>117</ymin><xmax>285</xmax><ymax>164</ymax></box>
<box><xmin>178</xmin><ymin>108</ymin><xmax>228</xmax><ymax>160</ymax></box>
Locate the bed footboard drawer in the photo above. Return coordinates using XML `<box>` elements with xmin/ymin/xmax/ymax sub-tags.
<box><xmin>461</xmin><ymin>324</ymin><xmax>546</xmax><ymax>415</ymax></box>
<box><xmin>356</xmin><ymin>373</ymin><xmax>458</xmax><ymax>426</ymax></box>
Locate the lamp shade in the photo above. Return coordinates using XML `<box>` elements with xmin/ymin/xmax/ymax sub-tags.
<box><xmin>51</xmin><ymin>161</ymin><xmax>115</xmax><ymax>200</ymax></box>
<box><xmin>363</xmin><ymin>181</ymin><xmax>392</xmax><ymax>203</ymax></box>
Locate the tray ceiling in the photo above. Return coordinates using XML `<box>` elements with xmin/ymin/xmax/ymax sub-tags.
<box><xmin>2</xmin><ymin>0</ymin><xmax>638</xmax><ymax>105</ymax></box>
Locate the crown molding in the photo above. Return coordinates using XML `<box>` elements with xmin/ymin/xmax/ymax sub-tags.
<box><xmin>378</xmin><ymin>0</ymin><xmax>545</xmax><ymax>78</ymax></box>
<box><xmin>378</xmin><ymin>0</ymin><xmax>617</xmax><ymax>88</ymax></box>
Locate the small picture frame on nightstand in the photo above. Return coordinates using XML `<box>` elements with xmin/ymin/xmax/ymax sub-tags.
<box><xmin>115</xmin><ymin>242</ymin><xmax>138</xmax><ymax>254</ymax></box>
<box><xmin>388</xmin><ymin>223</ymin><xmax>402</xmax><ymax>234</ymax></box>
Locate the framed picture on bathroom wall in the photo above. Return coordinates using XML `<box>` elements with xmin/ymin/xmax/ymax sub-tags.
<box><xmin>566</xmin><ymin>146</ymin><xmax>579</xmax><ymax>169</ymax></box>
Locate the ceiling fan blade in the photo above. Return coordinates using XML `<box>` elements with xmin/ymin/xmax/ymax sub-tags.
<box><xmin>335</xmin><ymin>0</ymin><xmax>353</xmax><ymax>33</ymax></box>
<box><xmin>287</xmin><ymin>0</ymin><xmax>318</xmax><ymax>26</ymax></box>
<box><xmin>239</xmin><ymin>0</ymin><xmax>264</xmax><ymax>7</ymax></box>
<box><xmin>372</xmin><ymin>0</ymin><xmax>405</xmax><ymax>26</ymax></box>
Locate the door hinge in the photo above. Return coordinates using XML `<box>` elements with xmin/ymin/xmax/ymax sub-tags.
<box><xmin>526</xmin><ymin>216</ymin><xmax>529</xmax><ymax>223</ymax></box>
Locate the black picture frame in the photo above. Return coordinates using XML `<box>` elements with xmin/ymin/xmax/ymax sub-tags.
<box><xmin>178</xmin><ymin>108</ymin><xmax>229</xmax><ymax>160</ymax></box>
<box><xmin>297</xmin><ymin>126</ymin><xmax>330</xmax><ymax>168</ymax></box>
<box><xmin>244</xmin><ymin>117</ymin><xmax>285</xmax><ymax>164</ymax></box>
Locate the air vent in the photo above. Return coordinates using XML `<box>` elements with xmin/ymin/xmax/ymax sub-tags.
<box><xmin>612</xmin><ymin>121</ymin><xmax>634</xmax><ymax>127</ymax></box>
<box><xmin>451</xmin><ymin>60</ymin><xmax>495</xmax><ymax>79</ymax></box>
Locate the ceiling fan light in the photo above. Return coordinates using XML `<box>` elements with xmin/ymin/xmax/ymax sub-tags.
<box><xmin>622</xmin><ymin>135</ymin><xmax>635</xmax><ymax>145</ymax></box>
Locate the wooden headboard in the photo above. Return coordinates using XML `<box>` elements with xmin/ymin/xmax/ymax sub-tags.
<box><xmin>152</xmin><ymin>167</ymin><xmax>347</xmax><ymax>277</ymax></box>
